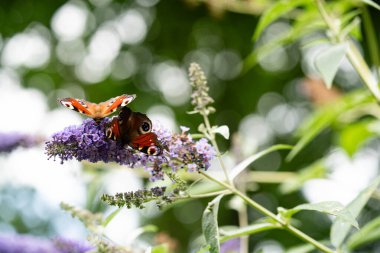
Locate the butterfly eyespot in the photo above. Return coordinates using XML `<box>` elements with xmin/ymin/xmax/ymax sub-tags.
<box><xmin>139</xmin><ymin>121</ymin><xmax>151</xmax><ymax>134</ymax></box>
<box><xmin>147</xmin><ymin>146</ymin><xmax>160</xmax><ymax>156</ymax></box>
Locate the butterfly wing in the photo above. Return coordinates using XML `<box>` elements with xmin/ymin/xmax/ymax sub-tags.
<box><xmin>130</xmin><ymin>132</ymin><xmax>162</xmax><ymax>156</ymax></box>
<box><xmin>59</xmin><ymin>94</ymin><xmax>136</xmax><ymax>119</ymax></box>
<box><xmin>99</xmin><ymin>94</ymin><xmax>136</xmax><ymax>118</ymax></box>
<box><xmin>109</xmin><ymin>107</ymin><xmax>162</xmax><ymax>155</ymax></box>
<box><xmin>59</xmin><ymin>98</ymin><xmax>96</xmax><ymax>117</ymax></box>
<box><xmin>105</xmin><ymin>117</ymin><xmax>121</xmax><ymax>141</ymax></box>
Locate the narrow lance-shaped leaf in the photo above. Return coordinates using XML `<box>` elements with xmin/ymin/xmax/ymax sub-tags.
<box><xmin>362</xmin><ymin>0</ymin><xmax>380</xmax><ymax>11</ymax></box>
<box><xmin>202</xmin><ymin>194</ymin><xmax>224</xmax><ymax>253</ymax></box>
<box><xmin>229</xmin><ymin>144</ymin><xmax>292</xmax><ymax>180</ymax></box>
<box><xmin>252</xmin><ymin>0</ymin><xmax>312</xmax><ymax>41</ymax></box>
<box><xmin>330</xmin><ymin>175</ymin><xmax>380</xmax><ymax>248</ymax></box>
<box><xmin>338</xmin><ymin>120</ymin><xmax>374</xmax><ymax>157</ymax></box>
<box><xmin>347</xmin><ymin>216</ymin><xmax>380</xmax><ymax>250</ymax></box>
<box><xmin>315</xmin><ymin>43</ymin><xmax>347</xmax><ymax>89</ymax></box>
<box><xmin>102</xmin><ymin>208</ymin><xmax>122</xmax><ymax>227</ymax></box>
<box><xmin>286</xmin><ymin>90</ymin><xmax>373</xmax><ymax>161</ymax></box>
<box><xmin>280</xmin><ymin>201</ymin><xmax>358</xmax><ymax>229</ymax></box>
<box><xmin>127</xmin><ymin>225</ymin><xmax>158</xmax><ymax>242</ymax></box>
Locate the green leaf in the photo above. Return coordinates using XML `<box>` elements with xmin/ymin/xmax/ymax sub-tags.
<box><xmin>362</xmin><ymin>0</ymin><xmax>380</xmax><ymax>11</ymax></box>
<box><xmin>219</xmin><ymin>223</ymin><xmax>279</xmax><ymax>243</ymax></box>
<box><xmin>202</xmin><ymin>194</ymin><xmax>224</xmax><ymax>253</ymax></box>
<box><xmin>330</xmin><ymin>175</ymin><xmax>380</xmax><ymax>248</ymax></box>
<box><xmin>315</xmin><ymin>43</ymin><xmax>347</xmax><ymax>88</ymax></box>
<box><xmin>252</xmin><ymin>0</ymin><xmax>311</xmax><ymax>41</ymax></box>
<box><xmin>213</xmin><ymin>125</ymin><xmax>230</xmax><ymax>140</ymax></box>
<box><xmin>341</xmin><ymin>17</ymin><xmax>361</xmax><ymax>40</ymax></box>
<box><xmin>286</xmin><ymin>90</ymin><xmax>373</xmax><ymax>161</ymax></box>
<box><xmin>282</xmin><ymin>201</ymin><xmax>358</xmax><ymax>229</ymax></box>
<box><xmin>338</xmin><ymin>120</ymin><xmax>374</xmax><ymax>156</ymax></box>
<box><xmin>347</xmin><ymin>216</ymin><xmax>380</xmax><ymax>250</ymax></box>
<box><xmin>102</xmin><ymin>208</ymin><xmax>122</xmax><ymax>227</ymax></box>
<box><xmin>149</xmin><ymin>244</ymin><xmax>170</xmax><ymax>253</ymax></box>
<box><xmin>229</xmin><ymin>144</ymin><xmax>293</xmax><ymax>180</ymax></box>
<box><xmin>244</xmin><ymin>3</ymin><xmax>322</xmax><ymax>72</ymax></box>
<box><xmin>279</xmin><ymin>160</ymin><xmax>326</xmax><ymax>194</ymax></box>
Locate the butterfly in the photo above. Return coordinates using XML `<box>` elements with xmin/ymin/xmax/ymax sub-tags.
<box><xmin>58</xmin><ymin>94</ymin><xmax>163</xmax><ymax>156</ymax></box>
<box><xmin>105</xmin><ymin>107</ymin><xmax>163</xmax><ymax>156</ymax></box>
<box><xmin>58</xmin><ymin>94</ymin><xmax>136</xmax><ymax>120</ymax></box>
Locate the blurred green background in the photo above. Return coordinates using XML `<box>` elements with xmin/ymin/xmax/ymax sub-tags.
<box><xmin>1</xmin><ymin>0</ymin><xmax>380</xmax><ymax>252</ymax></box>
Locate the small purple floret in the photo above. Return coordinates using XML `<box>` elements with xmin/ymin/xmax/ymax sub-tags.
<box><xmin>45</xmin><ymin>119</ymin><xmax>216</xmax><ymax>180</ymax></box>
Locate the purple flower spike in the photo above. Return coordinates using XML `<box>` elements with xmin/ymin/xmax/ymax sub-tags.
<box><xmin>53</xmin><ymin>237</ymin><xmax>93</xmax><ymax>253</ymax></box>
<box><xmin>0</xmin><ymin>132</ymin><xmax>39</xmax><ymax>153</ymax></box>
<box><xmin>0</xmin><ymin>234</ymin><xmax>92</xmax><ymax>253</ymax></box>
<box><xmin>45</xmin><ymin>119</ymin><xmax>216</xmax><ymax>180</ymax></box>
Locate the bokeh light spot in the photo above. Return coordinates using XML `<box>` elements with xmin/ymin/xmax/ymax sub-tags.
<box><xmin>1</xmin><ymin>30</ymin><xmax>50</xmax><ymax>69</ymax></box>
<box><xmin>51</xmin><ymin>1</ymin><xmax>88</xmax><ymax>41</ymax></box>
<box><xmin>116</xmin><ymin>10</ymin><xmax>147</xmax><ymax>45</ymax></box>
<box><xmin>149</xmin><ymin>62</ymin><xmax>191</xmax><ymax>106</ymax></box>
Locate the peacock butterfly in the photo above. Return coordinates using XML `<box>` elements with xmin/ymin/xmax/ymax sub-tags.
<box><xmin>58</xmin><ymin>94</ymin><xmax>163</xmax><ymax>156</ymax></box>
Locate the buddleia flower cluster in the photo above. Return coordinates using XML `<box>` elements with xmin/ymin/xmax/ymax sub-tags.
<box><xmin>188</xmin><ymin>62</ymin><xmax>215</xmax><ymax>116</ymax></box>
<box><xmin>45</xmin><ymin>118</ymin><xmax>216</xmax><ymax>181</ymax></box>
<box><xmin>101</xmin><ymin>186</ymin><xmax>168</xmax><ymax>209</ymax></box>
<box><xmin>0</xmin><ymin>132</ymin><xmax>41</xmax><ymax>153</ymax></box>
<box><xmin>0</xmin><ymin>234</ymin><xmax>92</xmax><ymax>253</ymax></box>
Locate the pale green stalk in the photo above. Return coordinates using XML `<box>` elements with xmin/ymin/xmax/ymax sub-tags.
<box><xmin>202</xmin><ymin>112</ymin><xmax>233</xmax><ymax>185</ymax></box>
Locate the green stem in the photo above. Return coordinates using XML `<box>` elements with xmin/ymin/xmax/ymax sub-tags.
<box><xmin>202</xmin><ymin>113</ymin><xmax>233</xmax><ymax>185</ymax></box>
<box><xmin>219</xmin><ymin>223</ymin><xmax>279</xmax><ymax>243</ymax></box>
<box><xmin>236</xmin><ymin>173</ymin><xmax>249</xmax><ymax>253</ymax></box>
<box><xmin>172</xmin><ymin>190</ymin><xmax>232</xmax><ymax>201</ymax></box>
<box><xmin>200</xmin><ymin>171</ymin><xmax>336</xmax><ymax>253</ymax></box>
<box><xmin>315</xmin><ymin>0</ymin><xmax>380</xmax><ymax>102</ymax></box>
<box><xmin>188</xmin><ymin>190</ymin><xmax>232</xmax><ymax>199</ymax></box>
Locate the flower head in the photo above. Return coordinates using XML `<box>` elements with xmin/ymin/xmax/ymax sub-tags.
<box><xmin>45</xmin><ymin>119</ymin><xmax>215</xmax><ymax>180</ymax></box>
<box><xmin>188</xmin><ymin>63</ymin><xmax>215</xmax><ymax>116</ymax></box>
<box><xmin>101</xmin><ymin>186</ymin><xmax>167</xmax><ymax>209</ymax></box>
